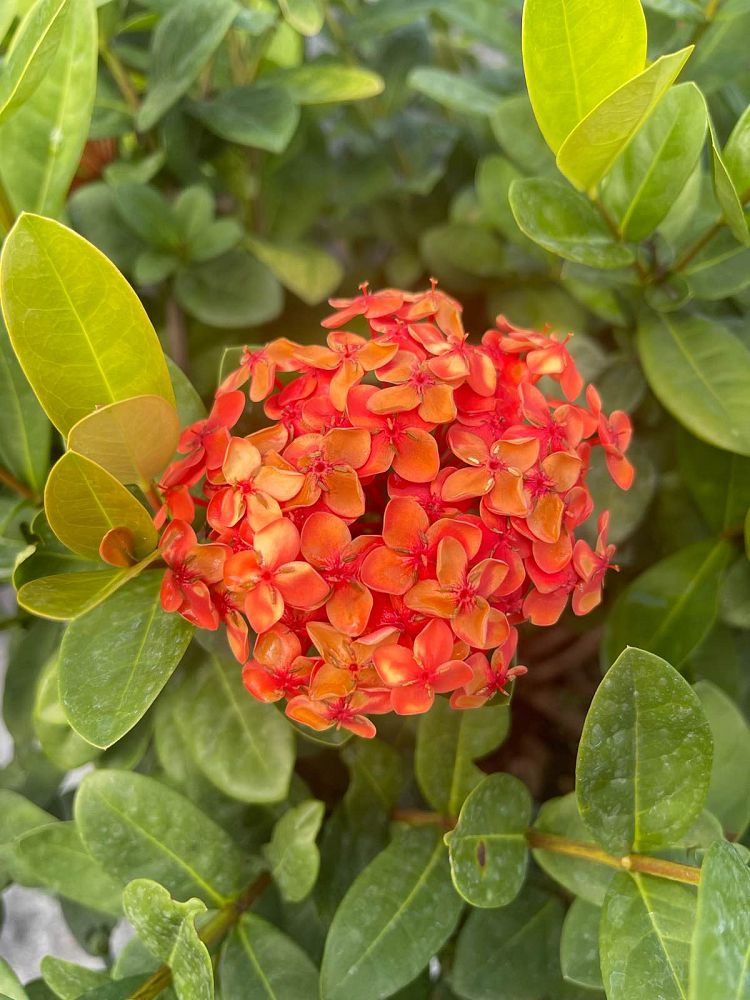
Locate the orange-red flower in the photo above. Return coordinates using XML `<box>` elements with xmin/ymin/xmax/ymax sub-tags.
<box><xmin>348</xmin><ymin>385</ymin><xmax>440</xmax><ymax>483</ymax></box>
<box><xmin>295</xmin><ymin>331</ymin><xmax>397</xmax><ymax>410</ymax></box>
<box><xmin>159</xmin><ymin>520</ymin><xmax>228</xmax><ymax>630</ymax></box>
<box><xmin>206</xmin><ymin>437</ymin><xmax>304</xmax><ymax>531</ymax></box>
<box><xmin>284</xmin><ymin>427</ymin><xmax>372</xmax><ymax>518</ymax></box>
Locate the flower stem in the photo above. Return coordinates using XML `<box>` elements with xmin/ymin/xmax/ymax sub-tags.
<box><xmin>0</xmin><ymin>465</ymin><xmax>36</xmax><ymax>501</ymax></box>
<box><xmin>99</xmin><ymin>44</ymin><xmax>140</xmax><ymax>116</ymax></box>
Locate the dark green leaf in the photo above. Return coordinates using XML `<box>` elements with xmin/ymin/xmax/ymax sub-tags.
<box><xmin>560</xmin><ymin>898</ymin><xmax>603</xmax><ymax>991</ymax></box>
<box><xmin>720</xmin><ymin>558</ymin><xmax>750</xmax><ymax>629</ymax></box>
<box><xmin>0</xmin><ymin>319</ymin><xmax>50</xmax><ymax>494</ymax></box>
<box><xmin>678</xmin><ymin>429</ymin><xmax>750</xmax><ymax>534</ymax></box>
<box><xmin>191</xmin><ymin>85</ymin><xmax>299</xmax><ymax>153</ymax></box>
<box><xmin>33</xmin><ymin>656</ymin><xmax>100</xmax><ymax>770</ymax></box>
<box><xmin>264</xmin><ymin>800</ymin><xmax>324</xmax><ymax>903</ymax></box>
<box><xmin>174</xmin><ymin>250</ymin><xmax>283</xmax><ymax>328</ymax></box>
<box><xmin>220</xmin><ymin>913</ymin><xmax>320</xmax><ymax>1000</ymax></box>
<box><xmin>709</xmin><ymin>120</ymin><xmax>749</xmax><ymax>245</ymax></box>
<box><xmin>40</xmin><ymin>957</ymin><xmax>109</xmax><ymax>1000</ymax></box>
<box><xmin>694</xmin><ymin>681</ymin><xmax>750</xmax><ymax>839</ymax></box>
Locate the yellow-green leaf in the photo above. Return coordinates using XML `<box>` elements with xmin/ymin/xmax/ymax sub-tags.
<box><xmin>709</xmin><ymin>119</ymin><xmax>750</xmax><ymax>245</ymax></box>
<box><xmin>44</xmin><ymin>451</ymin><xmax>157</xmax><ymax>561</ymax></box>
<box><xmin>17</xmin><ymin>557</ymin><xmax>157</xmax><ymax>621</ymax></box>
<box><xmin>0</xmin><ymin>214</ymin><xmax>174</xmax><ymax>435</ymax></box>
<box><xmin>0</xmin><ymin>0</ymin><xmax>70</xmax><ymax>123</ymax></box>
<box><xmin>557</xmin><ymin>47</ymin><xmax>693</xmax><ymax>192</ymax></box>
<box><xmin>278</xmin><ymin>0</ymin><xmax>324</xmax><ymax>36</ymax></box>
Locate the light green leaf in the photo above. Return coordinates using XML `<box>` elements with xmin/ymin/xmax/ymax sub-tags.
<box><xmin>174</xmin><ymin>250</ymin><xmax>283</xmax><ymax>328</ymax></box>
<box><xmin>600</xmin><ymin>872</ymin><xmax>695</xmax><ymax>1000</ymax></box>
<box><xmin>40</xmin><ymin>957</ymin><xmax>109</xmax><ymax>1000</ymax></box>
<box><xmin>166</xmin><ymin>357</ymin><xmax>206</xmax><ymax>426</ymax></box>
<box><xmin>190</xmin><ymin>86</ymin><xmax>299</xmax><ymax>154</ymax></box>
<box><xmin>444</xmin><ymin>773</ymin><xmax>531</xmax><ymax>908</ymax></box>
<box><xmin>509</xmin><ymin>178</ymin><xmax>634</xmax><ymax>268</ymax></box>
<box><xmin>557</xmin><ymin>47</ymin><xmax>693</xmax><ymax>193</ymax></box>
<box><xmin>638</xmin><ymin>311</ymin><xmax>750</xmax><ymax>457</ymax></box>
<box><xmin>276</xmin><ymin>63</ymin><xmax>384</xmax><ymax>105</ymax></box>
<box><xmin>521</xmin><ymin>0</ymin><xmax>647</xmax><ymax>153</ymax></box>
<box><xmin>67</xmin><ymin>395</ymin><xmax>180</xmax><ymax>485</ymax></box>
<box><xmin>724</xmin><ymin>102</ymin><xmax>750</xmax><ymax>195</ymax></box>
<box><xmin>415</xmin><ymin>697</ymin><xmax>509</xmax><ymax>818</ymax></box>
<box><xmin>408</xmin><ymin>67</ymin><xmax>501</xmax><ymax>116</ymax></box>
<box><xmin>0</xmin><ymin>958</ymin><xmax>29</xmax><ymax>1000</ymax></box>
<box><xmin>137</xmin><ymin>0</ymin><xmax>239</xmax><ymax>130</ymax></box>
<box><xmin>44</xmin><ymin>451</ymin><xmax>157</xmax><ymax>562</ymax></box>
<box><xmin>561</xmin><ymin>898</ymin><xmax>603</xmax><ymax>991</ymax></box>
<box><xmin>0</xmin><ymin>0</ymin><xmax>97</xmax><ymax>219</ymax></box>
<box><xmin>0</xmin><ymin>214</ymin><xmax>174</xmax><ymax>435</ymax></box>
<box><xmin>59</xmin><ymin>572</ymin><xmax>193</xmax><ymax>748</ymax></box>
<box><xmin>33</xmin><ymin>656</ymin><xmax>100</xmax><ymax>770</ymax></box>
<box><xmin>220</xmin><ymin>913</ymin><xmax>320</xmax><ymax>1000</ymax></box>
<box><xmin>451</xmin><ymin>885</ymin><xmax>565</xmax><ymax>1000</ymax></box>
<box><xmin>0</xmin><ymin>319</ymin><xmax>50</xmax><ymax>494</ymax></box>
<box><xmin>178</xmin><ymin>652</ymin><xmax>294</xmax><ymax>803</ymax></box>
<box><xmin>0</xmin><ymin>789</ymin><xmax>55</xmax><ymax>884</ymax></box>
<box><xmin>75</xmin><ymin>769</ymin><xmax>253</xmax><ymax>905</ymax></box>
<box><xmin>0</xmin><ymin>0</ymin><xmax>70</xmax><ymax>123</ymax></box>
<box><xmin>15</xmin><ymin>821</ymin><xmax>123</xmax><ymax>914</ymax></box>
<box><xmin>278</xmin><ymin>0</ymin><xmax>323</xmax><ymax>36</ymax></box>
<box><xmin>603</xmin><ymin>83</ymin><xmax>707</xmax><ymax>241</ymax></box>
<box><xmin>602</xmin><ymin>540</ymin><xmax>732</xmax><ymax>669</ymax></box>
<box><xmin>264</xmin><ymin>800</ymin><xmax>324</xmax><ymax>903</ymax></box>
<box><xmin>245</xmin><ymin>236</ymin><xmax>342</xmax><ymax>305</ymax></box>
<box><xmin>123</xmin><ymin>879</ymin><xmax>212</xmax><ymax>1000</ymax></box>
<box><xmin>320</xmin><ymin>827</ymin><xmax>463</xmax><ymax>1000</ymax></box>
<box><xmin>709</xmin><ymin>120</ymin><xmax>749</xmax><ymax>245</ymax></box>
<box><xmin>577</xmin><ymin>647</ymin><xmax>713</xmax><ymax>854</ymax></box>
<box><xmin>694</xmin><ymin>681</ymin><xmax>750</xmax><ymax>840</ymax></box>
<box><xmin>17</xmin><ymin>567</ymin><xmax>149</xmax><ymax>621</ymax></box>
<box><xmin>690</xmin><ymin>841</ymin><xmax>750</xmax><ymax>1000</ymax></box>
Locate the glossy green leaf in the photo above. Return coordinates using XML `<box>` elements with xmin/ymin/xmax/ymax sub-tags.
<box><xmin>694</xmin><ymin>681</ymin><xmax>750</xmax><ymax>840</ymax></box>
<box><xmin>600</xmin><ymin>872</ymin><xmax>696</xmax><ymax>1000</ymax></box>
<box><xmin>277</xmin><ymin>63</ymin><xmax>384</xmax><ymax>105</ymax></box>
<box><xmin>451</xmin><ymin>885</ymin><xmax>565</xmax><ymax>1000</ymax></box>
<box><xmin>603</xmin><ymin>540</ymin><xmax>732</xmax><ymax>669</ymax></box>
<box><xmin>15</xmin><ymin>821</ymin><xmax>123</xmax><ymax>914</ymax></box>
<box><xmin>44</xmin><ymin>451</ymin><xmax>157</xmax><ymax>562</ymax></box>
<box><xmin>444</xmin><ymin>773</ymin><xmax>531</xmax><ymax>908</ymax></box>
<box><xmin>724</xmin><ymin>102</ymin><xmax>750</xmax><ymax>195</ymax></box>
<box><xmin>174</xmin><ymin>250</ymin><xmax>283</xmax><ymax>328</ymax></box>
<box><xmin>521</xmin><ymin>0</ymin><xmax>646</xmax><ymax>153</ymax></box>
<box><xmin>557</xmin><ymin>47</ymin><xmax>693</xmax><ymax>192</ymax></box>
<box><xmin>683</xmin><ymin>228</ymin><xmax>750</xmax><ymax>300</ymax></box>
<box><xmin>17</xmin><ymin>561</ymin><xmax>155</xmax><ymax>621</ymax></box>
<box><xmin>220</xmin><ymin>913</ymin><xmax>320</xmax><ymax>1000</ymax></box>
<box><xmin>137</xmin><ymin>0</ymin><xmax>239</xmax><ymax>130</ymax></box>
<box><xmin>491</xmin><ymin>92</ymin><xmax>556</xmax><ymax>175</ymax></box>
<box><xmin>264</xmin><ymin>799</ymin><xmax>324</xmax><ymax>903</ymax></box>
<box><xmin>33</xmin><ymin>656</ymin><xmax>100</xmax><ymax>770</ymax></box>
<box><xmin>690</xmin><ymin>841</ymin><xmax>750</xmax><ymax>1000</ymax></box>
<box><xmin>678</xmin><ymin>429</ymin><xmax>750</xmax><ymax>534</ymax></box>
<box><xmin>178</xmin><ymin>652</ymin><xmax>294</xmax><ymax>803</ymax></box>
<box><xmin>0</xmin><ymin>0</ymin><xmax>70</xmax><ymax>123</ymax></box>
<box><xmin>577</xmin><ymin>647</ymin><xmax>713</xmax><ymax>854</ymax></box>
<box><xmin>603</xmin><ymin>83</ymin><xmax>707</xmax><ymax>240</ymax></box>
<box><xmin>166</xmin><ymin>357</ymin><xmax>206</xmax><ymax>426</ymax></box>
<box><xmin>584</xmin><ymin>442</ymin><xmax>656</xmax><ymax>546</ymax></box>
<box><xmin>0</xmin><ymin>319</ymin><xmax>50</xmax><ymax>494</ymax></box>
<box><xmin>110</xmin><ymin>183</ymin><xmax>181</xmax><ymax>253</ymax></box>
<box><xmin>0</xmin><ymin>214</ymin><xmax>174</xmax><ymax>435</ymax></box>
<box><xmin>509</xmin><ymin>178</ymin><xmax>635</xmax><ymax>268</ymax></box>
<box><xmin>59</xmin><ymin>572</ymin><xmax>193</xmax><ymax>748</ymax></box>
<box><xmin>0</xmin><ymin>958</ymin><xmax>28</xmax><ymax>1000</ymax></box>
<box><xmin>320</xmin><ymin>826</ymin><xmax>463</xmax><ymax>1000</ymax></box>
<box><xmin>12</xmin><ymin>511</ymin><xmax>99</xmax><ymax>590</ymax></box>
<box><xmin>408</xmin><ymin>67</ymin><xmax>500</xmax><ymax>116</ymax></box>
<box><xmin>67</xmin><ymin>181</ymin><xmax>146</xmax><ymax>273</ymax></box>
<box><xmin>415</xmin><ymin>697</ymin><xmax>509</xmax><ymax>817</ymax></box>
<box><xmin>40</xmin><ymin>958</ymin><xmax>109</xmax><ymax>1000</ymax></box>
<box><xmin>75</xmin><ymin>769</ymin><xmax>252</xmax><ymax>905</ymax></box>
<box><xmin>561</xmin><ymin>898</ymin><xmax>603</xmax><ymax>991</ymax></box>
<box><xmin>279</xmin><ymin>0</ymin><xmax>323</xmax><ymax>36</ymax></box>
<box><xmin>122</xmin><ymin>879</ymin><xmax>212</xmax><ymax>1000</ymax></box>
<box><xmin>709</xmin><ymin>120</ymin><xmax>749</xmax><ymax>245</ymax></box>
<box><xmin>190</xmin><ymin>84</ymin><xmax>299</xmax><ymax>154</ymax></box>
<box><xmin>0</xmin><ymin>0</ymin><xmax>96</xmax><ymax>218</ymax></box>
<box><xmin>67</xmin><ymin>395</ymin><xmax>180</xmax><ymax>485</ymax></box>
<box><xmin>245</xmin><ymin>236</ymin><xmax>342</xmax><ymax>305</ymax></box>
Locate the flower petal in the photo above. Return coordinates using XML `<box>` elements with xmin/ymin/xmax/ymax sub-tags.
<box><xmin>404</xmin><ymin>580</ymin><xmax>456</xmax><ymax>618</ymax></box>
<box><xmin>382</xmin><ymin>497</ymin><xmax>428</xmax><ymax>551</ymax></box>
<box><xmin>275</xmin><ymin>562</ymin><xmax>331</xmax><ymax>609</ymax></box>
<box><xmin>327</xmin><ymin>581</ymin><xmax>373</xmax><ymax>637</ymax></box>
<box><xmin>527</xmin><ymin>493</ymin><xmax>564</xmax><ymax>544</ymax></box>
<box><xmin>300</xmin><ymin>512</ymin><xmax>351</xmax><ymax>567</ymax></box>
<box><xmin>442</xmin><ymin>466</ymin><xmax>493</xmax><ymax>502</ymax></box>
<box><xmin>244</xmin><ymin>582</ymin><xmax>284</xmax><ymax>633</ymax></box>
<box><xmin>413</xmin><ymin>619</ymin><xmax>453</xmax><ymax>670</ymax></box>
<box><xmin>392</xmin><ymin>429</ymin><xmax>439</xmax><ymax>483</ymax></box>
<box><xmin>360</xmin><ymin>545</ymin><xmax>416</xmax><ymax>595</ymax></box>
<box><xmin>253</xmin><ymin>517</ymin><xmax>300</xmax><ymax>569</ymax></box>
<box><xmin>432</xmin><ymin>659</ymin><xmax>474</xmax><ymax>693</ymax></box>
<box><xmin>391</xmin><ymin>683</ymin><xmax>434</xmax><ymax>716</ymax></box>
<box><xmin>324</xmin><ymin>468</ymin><xmax>365</xmax><ymax>518</ymax></box>
<box><xmin>373</xmin><ymin>644</ymin><xmax>420</xmax><ymax>686</ymax></box>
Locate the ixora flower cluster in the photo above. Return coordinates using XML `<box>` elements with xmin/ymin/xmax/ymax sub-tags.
<box><xmin>155</xmin><ymin>284</ymin><xmax>633</xmax><ymax>738</ymax></box>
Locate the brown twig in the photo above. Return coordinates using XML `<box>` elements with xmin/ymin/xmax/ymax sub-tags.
<box><xmin>0</xmin><ymin>465</ymin><xmax>36</xmax><ymax>501</ymax></box>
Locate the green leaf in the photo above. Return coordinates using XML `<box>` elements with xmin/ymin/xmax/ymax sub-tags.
<box><xmin>0</xmin><ymin>0</ymin><xmax>70</xmax><ymax>123</ymax></box>
<box><xmin>694</xmin><ymin>681</ymin><xmax>750</xmax><ymax>840</ymax></box>
<box><xmin>174</xmin><ymin>250</ymin><xmax>283</xmax><ymax>328</ymax></box>
<box><xmin>690</xmin><ymin>841</ymin><xmax>750</xmax><ymax>1000</ymax></box>
<box><xmin>17</xmin><ymin>567</ymin><xmax>150</xmax><ymax>621</ymax></box>
<box><xmin>0</xmin><ymin>958</ymin><xmax>29</xmax><ymax>1000</ymax></box>
<box><xmin>276</xmin><ymin>63</ymin><xmax>384</xmax><ymax>105</ymax></box>
<box><xmin>15</xmin><ymin>821</ymin><xmax>123</xmax><ymax>914</ymax></box>
<box><xmin>0</xmin><ymin>214</ymin><xmax>174</xmax><ymax>435</ymax></box>
<box><xmin>190</xmin><ymin>84</ymin><xmax>299</xmax><ymax>153</ymax></box>
<box><xmin>220</xmin><ymin>913</ymin><xmax>320</xmax><ymax>1000</ymax></box>
<box><xmin>33</xmin><ymin>656</ymin><xmax>100</xmax><ymax>770</ymax></box>
<box><xmin>603</xmin><ymin>540</ymin><xmax>732</xmax><ymax>669</ymax></box>
<box><xmin>603</xmin><ymin>83</ymin><xmax>707</xmax><ymax>241</ymax></box>
<box><xmin>444</xmin><ymin>773</ymin><xmax>531</xmax><ymax>908</ymax></box>
<box><xmin>451</xmin><ymin>885</ymin><xmax>565</xmax><ymax>1000</ymax></box>
<box><xmin>264</xmin><ymin>799</ymin><xmax>324</xmax><ymax>903</ymax></box>
<box><xmin>66</xmin><ymin>395</ymin><xmax>180</xmax><ymax>485</ymax></box>
<box><xmin>560</xmin><ymin>898</ymin><xmax>603</xmax><ymax>991</ymax></box>
<box><xmin>683</xmin><ymin>229</ymin><xmax>750</xmax><ymax>301</ymax></box>
<box><xmin>111</xmin><ymin>183</ymin><xmax>182</xmax><ymax>252</ymax></box>
<box><xmin>509</xmin><ymin>178</ymin><xmax>635</xmax><ymax>268</ymax></box>
<box><xmin>720</xmin><ymin>557</ymin><xmax>750</xmax><ymax>629</ymax></box>
<box><xmin>408</xmin><ymin>67</ymin><xmax>501</xmax><ymax>116</ymax></box>
<box><xmin>67</xmin><ymin>182</ymin><xmax>145</xmax><ymax>273</ymax></box>
<box><xmin>475</xmin><ymin>155</ymin><xmax>525</xmax><ymax>240</ymax></box>
<box><xmin>278</xmin><ymin>0</ymin><xmax>324</xmax><ymax>36</ymax></box>
<box><xmin>166</xmin><ymin>357</ymin><xmax>206</xmax><ymax>426</ymax></box>
<box><xmin>122</xmin><ymin>879</ymin><xmax>212</xmax><ymax>1000</ymax></box>
<box><xmin>491</xmin><ymin>93</ymin><xmax>556</xmax><ymax>175</ymax></box>
<box><xmin>0</xmin><ymin>789</ymin><xmax>55</xmax><ymax>883</ymax></box>
<box><xmin>44</xmin><ymin>451</ymin><xmax>157</xmax><ymax>562</ymax></box>
<box><xmin>600</xmin><ymin>872</ymin><xmax>696</xmax><ymax>1000</ymax></box>
<box><xmin>40</xmin><ymin>958</ymin><xmax>109</xmax><ymax>1000</ymax></box>
<box><xmin>320</xmin><ymin>826</ymin><xmax>463</xmax><ymax>1000</ymax></box>
<box><xmin>178</xmin><ymin>652</ymin><xmax>294</xmax><ymax>804</ymax></box>
<box><xmin>556</xmin><ymin>47</ymin><xmax>693</xmax><ymax>193</ymax></box>
<box><xmin>679</xmin><ymin>430</ymin><xmax>750</xmax><ymax>534</ymax></box>
<box><xmin>0</xmin><ymin>0</ymin><xmax>97</xmax><ymax>218</ymax></box>
<box><xmin>709</xmin><ymin>120</ymin><xmax>749</xmax><ymax>245</ymax></box>
<box><xmin>75</xmin><ymin>769</ymin><xmax>252</xmax><ymax>905</ymax></box>
<box><xmin>137</xmin><ymin>0</ymin><xmax>239</xmax><ymax>130</ymax></box>
<box><xmin>415</xmin><ymin>697</ymin><xmax>509</xmax><ymax>817</ymax></box>
<box><xmin>576</xmin><ymin>647</ymin><xmax>713</xmax><ymax>854</ymax></box>
<box><xmin>245</xmin><ymin>236</ymin><xmax>342</xmax><ymax>305</ymax></box>
<box><xmin>724</xmin><ymin>102</ymin><xmax>750</xmax><ymax>195</ymax></box>
<box><xmin>59</xmin><ymin>572</ymin><xmax>193</xmax><ymax>748</ymax></box>
<box><xmin>521</xmin><ymin>0</ymin><xmax>647</xmax><ymax>153</ymax></box>
<box><xmin>0</xmin><ymin>319</ymin><xmax>50</xmax><ymax>494</ymax></box>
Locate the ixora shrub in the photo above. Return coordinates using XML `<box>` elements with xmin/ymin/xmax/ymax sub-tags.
<box><xmin>0</xmin><ymin>0</ymin><xmax>750</xmax><ymax>998</ymax></box>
